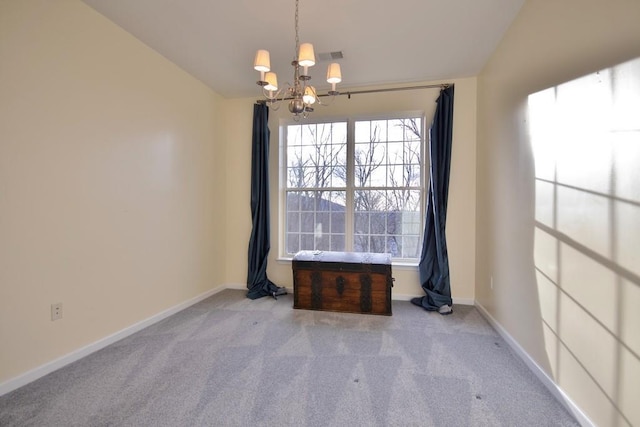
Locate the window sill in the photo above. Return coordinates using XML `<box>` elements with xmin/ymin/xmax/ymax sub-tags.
<box><xmin>277</xmin><ymin>256</ymin><xmax>418</xmax><ymax>269</ymax></box>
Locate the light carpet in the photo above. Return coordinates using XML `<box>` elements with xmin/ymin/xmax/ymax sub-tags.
<box><xmin>0</xmin><ymin>289</ymin><xmax>579</xmax><ymax>426</ymax></box>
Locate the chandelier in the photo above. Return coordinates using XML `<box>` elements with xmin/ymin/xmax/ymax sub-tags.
<box><xmin>253</xmin><ymin>0</ymin><xmax>342</xmax><ymax>120</ymax></box>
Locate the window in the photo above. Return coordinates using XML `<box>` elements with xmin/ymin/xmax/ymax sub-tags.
<box><xmin>283</xmin><ymin>115</ymin><xmax>425</xmax><ymax>261</ymax></box>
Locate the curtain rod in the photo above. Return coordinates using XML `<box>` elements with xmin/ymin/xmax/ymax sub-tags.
<box><xmin>257</xmin><ymin>83</ymin><xmax>451</xmax><ymax>103</ymax></box>
<box><xmin>339</xmin><ymin>83</ymin><xmax>451</xmax><ymax>99</ymax></box>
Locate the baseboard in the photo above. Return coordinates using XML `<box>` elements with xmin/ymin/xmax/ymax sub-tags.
<box><xmin>452</xmin><ymin>297</ymin><xmax>475</xmax><ymax>306</ymax></box>
<box><xmin>474</xmin><ymin>302</ymin><xmax>594</xmax><ymax>427</ymax></box>
<box><xmin>224</xmin><ymin>282</ymin><xmax>250</xmax><ymax>291</ymax></box>
<box><xmin>0</xmin><ymin>286</ymin><xmax>226</xmax><ymax>397</ymax></box>
<box><xmin>392</xmin><ymin>293</ymin><xmax>474</xmax><ymax>306</ymax></box>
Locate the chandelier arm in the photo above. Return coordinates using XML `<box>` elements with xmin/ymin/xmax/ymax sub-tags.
<box><xmin>262</xmin><ymin>81</ymin><xmax>295</xmax><ymax>108</ymax></box>
<box><xmin>261</xmin><ymin>86</ymin><xmax>281</xmax><ymax>101</ymax></box>
<box><xmin>267</xmin><ymin>101</ymin><xmax>281</xmax><ymax>111</ymax></box>
<box><xmin>314</xmin><ymin>91</ymin><xmax>338</xmax><ymax>107</ymax></box>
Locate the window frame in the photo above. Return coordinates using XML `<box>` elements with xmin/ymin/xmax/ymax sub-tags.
<box><xmin>278</xmin><ymin>111</ymin><xmax>427</xmax><ymax>264</ymax></box>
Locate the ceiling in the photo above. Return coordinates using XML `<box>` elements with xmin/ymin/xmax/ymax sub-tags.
<box><xmin>82</xmin><ymin>0</ymin><xmax>525</xmax><ymax>99</ymax></box>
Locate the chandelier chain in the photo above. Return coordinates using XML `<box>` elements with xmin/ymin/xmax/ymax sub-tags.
<box><xmin>294</xmin><ymin>0</ymin><xmax>300</xmax><ymax>57</ymax></box>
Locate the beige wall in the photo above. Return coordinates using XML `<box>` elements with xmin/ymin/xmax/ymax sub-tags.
<box><xmin>222</xmin><ymin>79</ymin><xmax>477</xmax><ymax>302</ymax></box>
<box><xmin>222</xmin><ymin>98</ymin><xmax>254</xmax><ymax>287</ymax></box>
<box><xmin>0</xmin><ymin>0</ymin><xmax>226</xmax><ymax>384</ymax></box>
<box><xmin>476</xmin><ymin>0</ymin><xmax>640</xmax><ymax>425</ymax></box>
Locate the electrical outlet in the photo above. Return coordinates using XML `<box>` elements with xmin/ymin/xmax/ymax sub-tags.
<box><xmin>51</xmin><ymin>303</ymin><xmax>62</xmax><ymax>321</ymax></box>
<box><xmin>490</xmin><ymin>276</ymin><xmax>494</xmax><ymax>290</ymax></box>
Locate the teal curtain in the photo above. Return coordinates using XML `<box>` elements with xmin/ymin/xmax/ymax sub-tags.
<box><xmin>413</xmin><ymin>86</ymin><xmax>455</xmax><ymax>313</ymax></box>
<box><xmin>246</xmin><ymin>103</ymin><xmax>286</xmax><ymax>300</ymax></box>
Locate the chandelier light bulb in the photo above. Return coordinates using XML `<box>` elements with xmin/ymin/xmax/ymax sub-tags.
<box><xmin>254</xmin><ymin>49</ymin><xmax>271</xmax><ymax>82</ymax></box>
<box><xmin>254</xmin><ymin>50</ymin><xmax>271</xmax><ymax>72</ymax></box>
<box><xmin>264</xmin><ymin>72</ymin><xmax>278</xmax><ymax>91</ymax></box>
<box><xmin>326</xmin><ymin>63</ymin><xmax>342</xmax><ymax>84</ymax></box>
<box><xmin>303</xmin><ymin>86</ymin><xmax>317</xmax><ymax>104</ymax></box>
<box><xmin>298</xmin><ymin>43</ymin><xmax>315</xmax><ymax>77</ymax></box>
<box><xmin>327</xmin><ymin>63</ymin><xmax>342</xmax><ymax>93</ymax></box>
<box><xmin>298</xmin><ymin>43</ymin><xmax>315</xmax><ymax>68</ymax></box>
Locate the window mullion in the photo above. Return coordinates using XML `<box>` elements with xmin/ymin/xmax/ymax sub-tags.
<box><xmin>345</xmin><ymin>119</ymin><xmax>355</xmax><ymax>252</ymax></box>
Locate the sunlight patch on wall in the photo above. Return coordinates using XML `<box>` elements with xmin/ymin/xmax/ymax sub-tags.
<box><xmin>621</xmin><ymin>278</ymin><xmax>640</xmax><ymax>356</ymax></box>
<box><xmin>529</xmin><ymin>57</ymin><xmax>640</xmax><ymax>426</ymax></box>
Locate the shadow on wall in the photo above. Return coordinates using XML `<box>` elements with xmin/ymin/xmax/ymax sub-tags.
<box><xmin>528</xmin><ymin>58</ymin><xmax>640</xmax><ymax>426</ymax></box>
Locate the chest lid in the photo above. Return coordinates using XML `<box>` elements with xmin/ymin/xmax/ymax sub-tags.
<box><xmin>292</xmin><ymin>251</ymin><xmax>391</xmax><ymax>265</ymax></box>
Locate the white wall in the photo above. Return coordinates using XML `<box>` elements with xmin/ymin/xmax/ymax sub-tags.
<box><xmin>476</xmin><ymin>0</ymin><xmax>640</xmax><ymax>425</ymax></box>
<box><xmin>0</xmin><ymin>0</ymin><xmax>226</xmax><ymax>384</ymax></box>
<box><xmin>222</xmin><ymin>79</ymin><xmax>477</xmax><ymax>302</ymax></box>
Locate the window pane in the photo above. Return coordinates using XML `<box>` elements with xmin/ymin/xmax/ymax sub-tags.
<box><xmin>331</xmin><ymin>234</ymin><xmax>345</xmax><ymax>252</ymax></box>
<box><xmin>332</xmin><ymin>122</ymin><xmax>347</xmax><ymax>142</ymax></box>
<box><xmin>370</xmin><ymin>235</ymin><xmax>386</xmax><ymax>253</ymax></box>
<box><xmin>370</xmin><ymin>165</ymin><xmax>387</xmax><ymax>187</ymax></box>
<box><xmin>287</xmin><ymin>167</ymin><xmax>307</xmax><ymax>188</ymax></box>
<box><xmin>287</xmin><ymin>191</ymin><xmax>300</xmax><ymax>211</ymax></box>
<box><xmin>371</xmin><ymin>120</ymin><xmax>387</xmax><ymax>141</ymax></box>
<box><xmin>387</xmin><ymin>211</ymin><xmax>400</xmax><ymax>234</ymax></box>
<box><xmin>288</xmin><ymin>125</ymin><xmax>302</xmax><ymax>145</ymax></box>
<box><xmin>287</xmin><ymin>212</ymin><xmax>299</xmax><ymax>232</ymax></box>
<box><xmin>355</xmin><ymin>140</ymin><xmax>386</xmax><ymax>188</ymax></box>
<box><xmin>388</xmin><ymin>119</ymin><xmax>404</xmax><ymax>141</ymax></box>
<box><xmin>403</xmin><ymin>210</ymin><xmax>422</xmax><ymax>234</ymax></box>
<box><xmin>355</xmin><ymin>189</ymin><xmax>385</xmax><ymax>211</ymax></box>
<box><xmin>331</xmin><ymin>142</ymin><xmax>346</xmax><ymax>162</ymax></box>
<box><xmin>301</xmin><ymin>233</ymin><xmax>315</xmax><ymax>251</ymax></box>
<box><xmin>331</xmin><ymin>212</ymin><xmax>345</xmax><ymax>233</ymax></box>
<box><xmin>300</xmin><ymin>144</ymin><xmax>315</xmax><ymax>160</ymax></box>
<box><xmin>330</xmin><ymin>142</ymin><xmax>347</xmax><ymax>187</ymax></box>
<box><xmin>371</xmin><ymin>141</ymin><xmax>387</xmax><ymax>165</ymax></box>
<box><xmin>331</xmin><ymin>167</ymin><xmax>346</xmax><ymax>187</ymax></box>
<box><xmin>387</xmin><ymin>142</ymin><xmax>403</xmax><ymax>164</ymax></box>
<box><xmin>316</xmin><ymin>194</ymin><xmax>330</xmax><ymax>211</ymax></box>
<box><xmin>286</xmin><ymin>233</ymin><xmax>299</xmax><ymax>254</ymax></box>
<box><xmin>316</xmin><ymin>212</ymin><xmax>330</xmax><ymax>230</ymax></box>
<box><xmin>403</xmin><ymin>118</ymin><xmax>422</xmax><ymax>141</ymax></box>
<box><xmin>354</xmin><ymin>212</ymin><xmax>369</xmax><ymax>235</ymax></box>
<box><xmin>300</xmin><ymin>191</ymin><xmax>314</xmax><ymax>211</ymax></box>
<box><xmin>354</xmin><ymin>153</ymin><xmax>371</xmax><ymax>187</ymax></box>
<box><xmin>406</xmin><ymin>190</ymin><xmax>421</xmax><ymax>211</ymax></box>
<box><xmin>355</xmin><ymin>121</ymin><xmax>370</xmax><ymax>142</ymax></box>
<box><xmin>388</xmin><ymin>164</ymin><xmax>404</xmax><ymax>188</ymax></box>
<box><xmin>316</xmin><ymin>235</ymin><xmax>330</xmax><ymax>251</ymax></box>
<box><xmin>402</xmin><ymin>236</ymin><xmax>420</xmax><ymax>258</ymax></box>
<box><xmin>330</xmin><ymin>191</ymin><xmax>346</xmax><ymax>210</ymax></box>
<box><xmin>405</xmin><ymin>140</ymin><xmax>421</xmax><ymax>164</ymax></box>
<box><xmin>354</xmin><ymin>235</ymin><xmax>369</xmax><ymax>252</ymax></box>
<box><xmin>301</xmin><ymin>212</ymin><xmax>314</xmax><ymax>232</ymax></box>
<box><xmin>370</xmin><ymin>211</ymin><xmax>387</xmax><ymax>235</ymax></box>
<box><xmin>288</xmin><ymin>146</ymin><xmax>302</xmax><ymax>166</ymax></box>
<box><xmin>389</xmin><ymin>236</ymin><xmax>401</xmax><ymax>257</ymax></box>
<box><xmin>302</xmin><ymin>124</ymin><xmax>315</xmax><ymax>145</ymax></box>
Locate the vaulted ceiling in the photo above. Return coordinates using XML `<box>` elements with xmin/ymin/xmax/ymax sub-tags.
<box><xmin>82</xmin><ymin>0</ymin><xmax>525</xmax><ymax>98</ymax></box>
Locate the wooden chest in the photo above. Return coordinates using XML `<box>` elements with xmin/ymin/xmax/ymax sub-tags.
<box><xmin>292</xmin><ymin>251</ymin><xmax>393</xmax><ymax>316</ymax></box>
